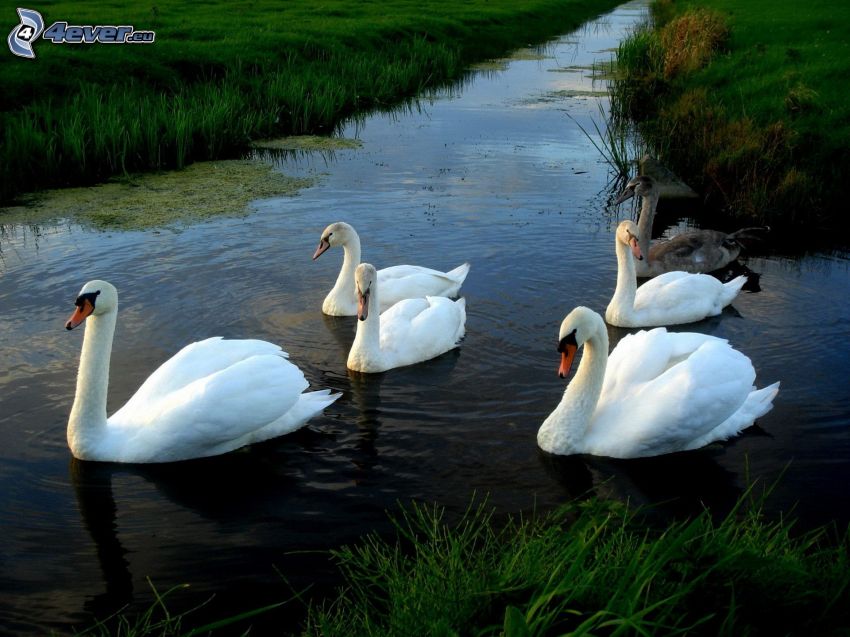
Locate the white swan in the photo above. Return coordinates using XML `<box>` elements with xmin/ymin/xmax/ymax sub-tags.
<box><xmin>605</xmin><ymin>220</ymin><xmax>746</xmax><ymax>328</ymax></box>
<box><xmin>64</xmin><ymin>280</ymin><xmax>340</xmax><ymax>463</ymax></box>
<box><xmin>347</xmin><ymin>263</ymin><xmax>466</xmax><ymax>373</ymax></box>
<box><xmin>312</xmin><ymin>221</ymin><xmax>470</xmax><ymax>316</ymax></box>
<box><xmin>538</xmin><ymin>306</ymin><xmax>779</xmax><ymax>458</ymax></box>
<box><xmin>616</xmin><ymin>175</ymin><xmax>769</xmax><ymax>277</ymax></box>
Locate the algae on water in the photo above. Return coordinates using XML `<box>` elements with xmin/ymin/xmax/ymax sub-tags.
<box><xmin>469</xmin><ymin>46</ymin><xmax>551</xmax><ymax>72</ymax></box>
<box><xmin>522</xmin><ymin>89</ymin><xmax>608</xmax><ymax>105</ymax></box>
<box><xmin>0</xmin><ymin>160</ymin><xmax>314</xmax><ymax>231</ymax></box>
<box><xmin>251</xmin><ymin>135</ymin><xmax>363</xmax><ymax>152</ymax></box>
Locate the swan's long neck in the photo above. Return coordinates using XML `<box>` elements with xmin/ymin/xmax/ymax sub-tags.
<box><xmin>348</xmin><ymin>283</ymin><xmax>384</xmax><ymax>370</ymax></box>
<box><xmin>329</xmin><ymin>235</ymin><xmax>362</xmax><ymax>305</ymax></box>
<box><xmin>607</xmin><ymin>236</ymin><xmax>637</xmax><ymax>324</ymax></box>
<box><xmin>68</xmin><ymin>309</ymin><xmax>117</xmax><ymax>457</ymax></box>
<box><xmin>636</xmin><ymin>193</ymin><xmax>656</xmax><ymax>257</ymax></box>
<box><xmin>538</xmin><ymin>324</ymin><xmax>608</xmax><ymax>454</ymax></box>
<box><xmin>635</xmin><ymin>193</ymin><xmax>658</xmax><ymax>276</ymax></box>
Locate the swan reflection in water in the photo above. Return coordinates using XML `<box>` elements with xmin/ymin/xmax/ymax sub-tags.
<box><xmin>68</xmin><ymin>443</ymin><xmax>361</xmax><ymax>632</ymax></box>
<box><xmin>70</xmin><ymin>459</ymin><xmax>133</xmax><ymax>620</ymax></box>
<box><xmin>540</xmin><ymin>447</ymin><xmax>749</xmax><ymax>524</ymax></box>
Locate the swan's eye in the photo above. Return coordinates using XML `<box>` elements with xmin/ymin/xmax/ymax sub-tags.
<box><xmin>74</xmin><ymin>290</ymin><xmax>100</xmax><ymax>308</ymax></box>
<box><xmin>557</xmin><ymin>330</ymin><xmax>578</xmax><ymax>352</ymax></box>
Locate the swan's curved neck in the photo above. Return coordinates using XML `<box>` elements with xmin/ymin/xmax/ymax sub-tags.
<box><xmin>636</xmin><ymin>193</ymin><xmax>658</xmax><ymax>258</ymax></box>
<box><xmin>538</xmin><ymin>322</ymin><xmax>608</xmax><ymax>454</ymax></box>
<box><xmin>607</xmin><ymin>236</ymin><xmax>637</xmax><ymax>324</ymax></box>
<box><xmin>634</xmin><ymin>193</ymin><xmax>658</xmax><ymax>276</ymax></box>
<box><xmin>68</xmin><ymin>309</ymin><xmax>117</xmax><ymax>456</ymax></box>
<box><xmin>348</xmin><ymin>284</ymin><xmax>384</xmax><ymax>369</ymax></box>
<box><xmin>330</xmin><ymin>234</ymin><xmax>362</xmax><ymax>303</ymax></box>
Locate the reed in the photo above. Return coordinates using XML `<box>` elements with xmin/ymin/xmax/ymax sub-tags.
<box><xmin>569</xmin><ymin>102</ymin><xmax>649</xmax><ymax>184</ymax></box>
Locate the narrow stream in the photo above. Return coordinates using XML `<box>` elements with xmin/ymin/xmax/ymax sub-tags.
<box><xmin>1</xmin><ymin>1</ymin><xmax>849</xmax><ymax>633</ymax></box>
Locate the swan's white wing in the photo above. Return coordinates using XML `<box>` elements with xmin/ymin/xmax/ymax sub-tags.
<box><xmin>379</xmin><ymin>296</ymin><xmax>431</xmax><ymax>326</ymax></box>
<box><xmin>603</xmin><ymin>328</ymin><xmax>726</xmax><ymax>397</ymax></box>
<box><xmin>379</xmin><ymin>264</ymin><xmax>453</xmax><ymax>282</ymax></box>
<box><xmin>107</xmin><ymin>353</ymin><xmax>309</xmax><ymax>462</ymax></box>
<box><xmin>379</xmin><ymin>296</ymin><xmax>466</xmax><ymax>368</ymax></box>
<box><xmin>113</xmin><ymin>337</ymin><xmax>287</xmax><ymax>418</ymax></box>
<box><xmin>633</xmin><ymin>271</ymin><xmax>722</xmax><ymax>315</ymax></box>
<box><xmin>590</xmin><ymin>338</ymin><xmax>755</xmax><ymax>457</ymax></box>
<box><xmin>377</xmin><ymin>263</ymin><xmax>469</xmax><ymax>309</ymax></box>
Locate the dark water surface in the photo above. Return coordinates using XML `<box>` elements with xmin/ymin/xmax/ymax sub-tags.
<box><xmin>2</xmin><ymin>1</ymin><xmax>850</xmax><ymax>633</ymax></box>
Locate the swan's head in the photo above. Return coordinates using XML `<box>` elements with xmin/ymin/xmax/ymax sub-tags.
<box><xmin>616</xmin><ymin>220</ymin><xmax>643</xmax><ymax>261</ymax></box>
<box><xmin>312</xmin><ymin>221</ymin><xmax>357</xmax><ymax>260</ymax></box>
<box><xmin>354</xmin><ymin>263</ymin><xmax>377</xmax><ymax>321</ymax></box>
<box><xmin>65</xmin><ymin>280</ymin><xmax>117</xmax><ymax>330</ymax></box>
<box><xmin>614</xmin><ymin>175</ymin><xmax>657</xmax><ymax>205</ymax></box>
<box><xmin>556</xmin><ymin>306</ymin><xmax>601</xmax><ymax>378</ymax></box>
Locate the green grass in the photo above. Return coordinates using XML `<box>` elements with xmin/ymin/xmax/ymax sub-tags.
<box><xmin>307</xmin><ymin>494</ymin><xmax>850</xmax><ymax>636</ymax></box>
<box><xmin>75</xmin><ymin>579</ymin><xmax>284</xmax><ymax>637</ymax></box>
<box><xmin>0</xmin><ymin>0</ymin><xmax>623</xmax><ymax>205</ymax></box>
<box><xmin>79</xmin><ymin>492</ymin><xmax>850</xmax><ymax>636</ymax></box>
<box><xmin>609</xmin><ymin>0</ymin><xmax>850</xmax><ymax>231</ymax></box>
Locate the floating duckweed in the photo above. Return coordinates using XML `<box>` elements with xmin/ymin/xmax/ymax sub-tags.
<box><xmin>507</xmin><ymin>47</ymin><xmax>550</xmax><ymax>61</ymax></box>
<box><xmin>547</xmin><ymin>64</ymin><xmax>592</xmax><ymax>73</ymax></box>
<box><xmin>251</xmin><ymin>135</ymin><xmax>363</xmax><ymax>152</ymax></box>
<box><xmin>548</xmin><ymin>88</ymin><xmax>608</xmax><ymax>98</ymax></box>
<box><xmin>469</xmin><ymin>46</ymin><xmax>550</xmax><ymax>72</ymax></box>
<box><xmin>517</xmin><ymin>88</ymin><xmax>608</xmax><ymax>106</ymax></box>
<box><xmin>469</xmin><ymin>59</ymin><xmax>510</xmax><ymax>72</ymax></box>
<box><xmin>0</xmin><ymin>160</ymin><xmax>314</xmax><ymax>231</ymax></box>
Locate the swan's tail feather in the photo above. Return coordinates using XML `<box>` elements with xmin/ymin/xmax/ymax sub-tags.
<box><xmin>721</xmin><ymin>274</ymin><xmax>747</xmax><ymax>305</ymax></box>
<box><xmin>447</xmin><ymin>262</ymin><xmax>471</xmax><ymax>283</ymax></box>
<box><xmin>688</xmin><ymin>381</ymin><xmax>779</xmax><ymax>450</ymax></box>
<box><xmin>747</xmin><ymin>381</ymin><xmax>780</xmax><ymax>420</ymax></box>
<box><xmin>447</xmin><ymin>262</ymin><xmax>471</xmax><ymax>280</ymax></box>
<box><xmin>294</xmin><ymin>389</ymin><xmax>342</xmax><ymax>420</ymax></box>
<box><xmin>248</xmin><ymin>390</ymin><xmax>341</xmax><ymax>445</ymax></box>
<box><xmin>726</xmin><ymin>381</ymin><xmax>780</xmax><ymax>436</ymax></box>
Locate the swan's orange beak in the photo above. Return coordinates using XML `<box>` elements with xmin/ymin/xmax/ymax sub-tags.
<box><xmin>558</xmin><ymin>343</ymin><xmax>577</xmax><ymax>378</ymax></box>
<box><xmin>629</xmin><ymin>237</ymin><xmax>643</xmax><ymax>261</ymax></box>
<box><xmin>357</xmin><ymin>287</ymin><xmax>370</xmax><ymax>321</ymax></box>
<box><xmin>65</xmin><ymin>298</ymin><xmax>94</xmax><ymax>330</ymax></box>
<box><xmin>312</xmin><ymin>238</ymin><xmax>330</xmax><ymax>260</ymax></box>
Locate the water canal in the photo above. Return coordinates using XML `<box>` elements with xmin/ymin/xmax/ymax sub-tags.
<box><xmin>1</xmin><ymin>1</ymin><xmax>849</xmax><ymax>633</ymax></box>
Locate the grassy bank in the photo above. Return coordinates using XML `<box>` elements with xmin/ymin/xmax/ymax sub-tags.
<box><xmin>0</xmin><ymin>0</ymin><xmax>622</xmax><ymax>206</ymax></box>
<box><xmin>307</xmin><ymin>497</ymin><xmax>850</xmax><ymax>636</ymax></box>
<box><xmin>81</xmin><ymin>494</ymin><xmax>850</xmax><ymax>636</ymax></box>
<box><xmin>610</xmin><ymin>0</ymin><xmax>850</xmax><ymax>232</ymax></box>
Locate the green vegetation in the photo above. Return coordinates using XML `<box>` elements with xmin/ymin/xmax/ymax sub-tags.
<box><xmin>76</xmin><ymin>579</ymin><xmax>284</xmax><ymax>637</ymax></box>
<box><xmin>307</xmin><ymin>496</ymin><xmax>850</xmax><ymax>636</ymax></box>
<box><xmin>569</xmin><ymin>103</ymin><xmax>648</xmax><ymax>182</ymax></box>
<box><xmin>252</xmin><ymin>136</ymin><xmax>363</xmax><ymax>152</ymax></box>
<box><xmin>81</xmin><ymin>493</ymin><xmax>850</xmax><ymax>636</ymax></box>
<box><xmin>0</xmin><ymin>0</ymin><xmax>623</xmax><ymax>206</ymax></box>
<box><xmin>610</xmin><ymin>0</ymin><xmax>850</xmax><ymax>231</ymax></box>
